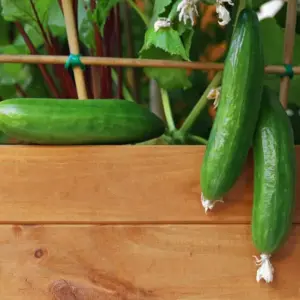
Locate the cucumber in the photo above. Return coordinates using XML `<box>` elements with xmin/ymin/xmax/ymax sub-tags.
<box><xmin>200</xmin><ymin>8</ymin><xmax>264</xmax><ymax>212</ymax></box>
<box><xmin>0</xmin><ymin>98</ymin><xmax>166</xmax><ymax>145</ymax></box>
<box><xmin>252</xmin><ymin>87</ymin><xmax>296</xmax><ymax>283</ymax></box>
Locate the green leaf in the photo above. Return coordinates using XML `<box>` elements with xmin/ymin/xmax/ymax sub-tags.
<box><xmin>167</xmin><ymin>0</ymin><xmax>181</xmax><ymax>21</ymax></box>
<box><xmin>260</xmin><ymin>18</ymin><xmax>300</xmax><ymax>105</ymax></box>
<box><xmin>24</xmin><ymin>65</ymin><xmax>51</xmax><ymax>97</ymax></box>
<box><xmin>13</xmin><ymin>24</ymin><xmax>44</xmax><ymax>52</ymax></box>
<box><xmin>152</xmin><ymin>0</ymin><xmax>173</xmax><ymax>21</ymax></box>
<box><xmin>141</xmin><ymin>47</ymin><xmax>191</xmax><ymax>90</ymax></box>
<box><xmin>0</xmin><ymin>45</ymin><xmax>30</xmax><ymax>85</ymax></box>
<box><xmin>0</xmin><ymin>84</ymin><xmax>17</xmax><ymax>99</ymax></box>
<box><xmin>201</xmin><ymin>0</ymin><xmax>216</xmax><ymax>4</ymax></box>
<box><xmin>181</xmin><ymin>28</ymin><xmax>194</xmax><ymax>56</ymax></box>
<box><xmin>1</xmin><ymin>0</ymin><xmax>53</xmax><ymax>25</ymax></box>
<box><xmin>48</xmin><ymin>0</ymin><xmax>66</xmax><ymax>37</ymax></box>
<box><xmin>78</xmin><ymin>1</ymin><xmax>95</xmax><ymax>50</ymax></box>
<box><xmin>0</xmin><ymin>11</ymin><xmax>12</xmax><ymax>45</ymax></box>
<box><xmin>140</xmin><ymin>27</ymin><xmax>190</xmax><ymax>61</ymax></box>
<box><xmin>1</xmin><ymin>0</ymin><xmax>64</xmax><ymax>49</ymax></box>
<box><xmin>139</xmin><ymin>25</ymin><xmax>192</xmax><ymax>90</ymax></box>
<box><xmin>252</xmin><ymin>0</ymin><xmax>269</xmax><ymax>9</ymax></box>
<box><xmin>94</xmin><ymin>0</ymin><xmax>121</xmax><ymax>35</ymax></box>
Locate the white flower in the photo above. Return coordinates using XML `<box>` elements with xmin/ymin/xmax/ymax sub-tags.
<box><xmin>177</xmin><ymin>0</ymin><xmax>199</xmax><ymax>26</ymax></box>
<box><xmin>207</xmin><ymin>86</ymin><xmax>221</xmax><ymax>108</ymax></box>
<box><xmin>253</xmin><ymin>254</ymin><xmax>274</xmax><ymax>283</ymax></box>
<box><xmin>201</xmin><ymin>193</ymin><xmax>223</xmax><ymax>214</ymax></box>
<box><xmin>154</xmin><ymin>18</ymin><xmax>172</xmax><ymax>32</ymax></box>
<box><xmin>216</xmin><ymin>0</ymin><xmax>234</xmax><ymax>26</ymax></box>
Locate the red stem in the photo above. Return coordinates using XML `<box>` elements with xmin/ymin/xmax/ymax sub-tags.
<box><xmin>15</xmin><ymin>22</ymin><xmax>60</xmax><ymax>98</ymax></box>
<box><xmin>49</xmin><ymin>34</ymin><xmax>78</xmax><ymax>98</ymax></box>
<box><xmin>73</xmin><ymin>0</ymin><xmax>78</xmax><ymax>36</ymax></box>
<box><xmin>29</xmin><ymin>0</ymin><xmax>52</xmax><ymax>49</ymax></box>
<box><xmin>103</xmin><ymin>9</ymin><xmax>114</xmax><ymax>98</ymax></box>
<box><xmin>122</xmin><ymin>2</ymin><xmax>140</xmax><ymax>103</ymax></box>
<box><xmin>114</xmin><ymin>4</ymin><xmax>123</xmax><ymax>99</ymax></box>
<box><xmin>15</xmin><ymin>84</ymin><xmax>27</xmax><ymax>97</ymax></box>
<box><xmin>90</xmin><ymin>0</ymin><xmax>111</xmax><ymax>98</ymax></box>
<box><xmin>29</xmin><ymin>0</ymin><xmax>69</xmax><ymax>98</ymax></box>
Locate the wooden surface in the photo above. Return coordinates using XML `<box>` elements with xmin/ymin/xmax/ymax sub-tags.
<box><xmin>1</xmin><ymin>224</ymin><xmax>300</xmax><ymax>300</ymax></box>
<box><xmin>0</xmin><ymin>145</ymin><xmax>298</xmax><ymax>223</ymax></box>
<box><xmin>0</xmin><ymin>145</ymin><xmax>299</xmax><ymax>299</ymax></box>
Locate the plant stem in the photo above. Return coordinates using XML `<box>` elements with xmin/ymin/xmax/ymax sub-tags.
<box><xmin>111</xmin><ymin>69</ymin><xmax>134</xmax><ymax>101</ymax></box>
<box><xmin>103</xmin><ymin>9</ymin><xmax>114</xmax><ymax>98</ymax></box>
<box><xmin>15</xmin><ymin>22</ymin><xmax>61</xmax><ymax>98</ymax></box>
<box><xmin>180</xmin><ymin>71</ymin><xmax>223</xmax><ymax>134</ymax></box>
<box><xmin>188</xmin><ymin>134</ymin><xmax>208</xmax><ymax>145</ymax></box>
<box><xmin>114</xmin><ymin>4</ymin><xmax>123</xmax><ymax>99</ymax></box>
<box><xmin>33</xmin><ymin>0</ymin><xmax>74</xmax><ymax>99</ymax></box>
<box><xmin>90</xmin><ymin>0</ymin><xmax>104</xmax><ymax>98</ymax></box>
<box><xmin>29</xmin><ymin>0</ymin><xmax>52</xmax><ymax>48</ymax></box>
<box><xmin>30</xmin><ymin>0</ymin><xmax>75</xmax><ymax>98</ymax></box>
<box><xmin>15</xmin><ymin>84</ymin><xmax>27</xmax><ymax>97</ymax></box>
<box><xmin>160</xmin><ymin>88</ymin><xmax>176</xmax><ymax>131</ymax></box>
<box><xmin>126</xmin><ymin>0</ymin><xmax>150</xmax><ymax>26</ymax></box>
<box><xmin>122</xmin><ymin>1</ymin><xmax>140</xmax><ymax>103</ymax></box>
<box><xmin>49</xmin><ymin>33</ymin><xmax>77</xmax><ymax>98</ymax></box>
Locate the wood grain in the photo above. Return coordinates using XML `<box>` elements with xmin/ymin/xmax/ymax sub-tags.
<box><xmin>0</xmin><ymin>224</ymin><xmax>299</xmax><ymax>299</ymax></box>
<box><xmin>0</xmin><ymin>145</ymin><xmax>298</xmax><ymax>223</ymax></box>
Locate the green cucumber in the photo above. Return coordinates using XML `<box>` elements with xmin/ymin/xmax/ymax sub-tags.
<box><xmin>0</xmin><ymin>98</ymin><xmax>166</xmax><ymax>145</ymax></box>
<box><xmin>200</xmin><ymin>8</ymin><xmax>264</xmax><ymax>211</ymax></box>
<box><xmin>252</xmin><ymin>87</ymin><xmax>296</xmax><ymax>283</ymax></box>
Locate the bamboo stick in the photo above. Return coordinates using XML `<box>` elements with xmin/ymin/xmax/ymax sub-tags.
<box><xmin>61</xmin><ymin>0</ymin><xmax>88</xmax><ymax>99</ymax></box>
<box><xmin>0</xmin><ymin>54</ymin><xmax>300</xmax><ymax>74</ymax></box>
<box><xmin>279</xmin><ymin>0</ymin><xmax>297</xmax><ymax>108</ymax></box>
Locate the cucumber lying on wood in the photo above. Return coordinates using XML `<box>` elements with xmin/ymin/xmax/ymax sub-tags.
<box><xmin>252</xmin><ymin>87</ymin><xmax>296</xmax><ymax>283</ymax></box>
<box><xmin>0</xmin><ymin>98</ymin><xmax>166</xmax><ymax>145</ymax></box>
<box><xmin>200</xmin><ymin>8</ymin><xmax>264</xmax><ymax>212</ymax></box>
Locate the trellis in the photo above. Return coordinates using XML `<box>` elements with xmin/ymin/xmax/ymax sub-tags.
<box><xmin>0</xmin><ymin>0</ymin><xmax>298</xmax><ymax>106</ymax></box>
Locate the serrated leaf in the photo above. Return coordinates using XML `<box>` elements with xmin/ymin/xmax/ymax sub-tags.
<box><xmin>94</xmin><ymin>0</ymin><xmax>120</xmax><ymax>35</ymax></box>
<box><xmin>140</xmin><ymin>27</ymin><xmax>190</xmax><ymax>61</ymax></box>
<box><xmin>140</xmin><ymin>47</ymin><xmax>191</xmax><ymax>90</ymax></box>
<box><xmin>260</xmin><ymin>18</ymin><xmax>300</xmax><ymax>105</ymax></box>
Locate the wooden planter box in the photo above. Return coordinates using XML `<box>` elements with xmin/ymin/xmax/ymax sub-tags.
<box><xmin>0</xmin><ymin>145</ymin><xmax>299</xmax><ymax>299</ymax></box>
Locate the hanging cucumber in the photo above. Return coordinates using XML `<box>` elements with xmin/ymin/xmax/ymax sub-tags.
<box><xmin>200</xmin><ymin>8</ymin><xmax>264</xmax><ymax>212</ymax></box>
<box><xmin>0</xmin><ymin>98</ymin><xmax>166</xmax><ymax>145</ymax></box>
<box><xmin>252</xmin><ymin>87</ymin><xmax>296</xmax><ymax>283</ymax></box>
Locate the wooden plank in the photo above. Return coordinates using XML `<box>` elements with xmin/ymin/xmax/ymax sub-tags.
<box><xmin>0</xmin><ymin>224</ymin><xmax>299</xmax><ymax>299</ymax></box>
<box><xmin>0</xmin><ymin>145</ymin><xmax>298</xmax><ymax>223</ymax></box>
